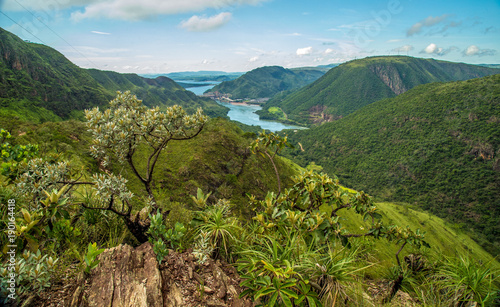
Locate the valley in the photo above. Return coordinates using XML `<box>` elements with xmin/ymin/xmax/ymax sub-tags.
<box><xmin>0</xmin><ymin>24</ymin><xmax>499</xmax><ymax>307</ymax></box>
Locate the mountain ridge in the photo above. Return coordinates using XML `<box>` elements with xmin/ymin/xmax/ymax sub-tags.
<box><xmin>261</xmin><ymin>56</ymin><xmax>500</xmax><ymax>125</ymax></box>
<box><xmin>0</xmin><ymin>27</ymin><xmax>227</xmax><ymax>120</ymax></box>
<box><xmin>206</xmin><ymin>65</ymin><xmax>326</xmax><ymax>99</ymax></box>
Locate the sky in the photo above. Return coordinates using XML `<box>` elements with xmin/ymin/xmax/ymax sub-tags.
<box><xmin>1</xmin><ymin>0</ymin><xmax>499</xmax><ymax>73</ymax></box>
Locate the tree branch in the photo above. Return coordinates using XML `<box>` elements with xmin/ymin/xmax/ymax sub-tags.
<box><xmin>264</xmin><ymin>150</ymin><xmax>281</xmax><ymax>193</ymax></box>
<box><xmin>342</xmin><ymin>232</ymin><xmax>374</xmax><ymax>238</ymax></box>
<box><xmin>331</xmin><ymin>203</ymin><xmax>351</xmax><ymax>217</ymax></box>
<box><xmin>79</xmin><ymin>196</ymin><xmax>130</xmax><ymax>217</ymax></box>
<box><xmin>395</xmin><ymin>241</ymin><xmax>407</xmax><ymax>268</ymax></box>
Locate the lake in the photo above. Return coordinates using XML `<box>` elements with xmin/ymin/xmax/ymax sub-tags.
<box><xmin>183</xmin><ymin>82</ymin><xmax>306</xmax><ymax>132</ymax></box>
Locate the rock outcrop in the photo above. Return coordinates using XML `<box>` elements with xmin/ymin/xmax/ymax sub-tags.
<box><xmin>67</xmin><ymin>242</ymin><xmax>252</xmax><ymax>307</ymax></box>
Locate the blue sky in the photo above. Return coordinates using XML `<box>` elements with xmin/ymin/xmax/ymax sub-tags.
<box><xmin>1</xmin><ymin>0</ymin><xmax>499</xmax><ymax>73</ymax></box>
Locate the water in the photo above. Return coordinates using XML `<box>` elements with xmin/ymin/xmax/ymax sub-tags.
<box><xmin>215</xmin><ymin>100</ymin><xmax>306</xmax><ymax>132</ymax></box>
<box><xmin>180</xmin><ymin>81</ymin><xmax>219</xmax><ymax>96</ymax></box>
<box><xmin>182</xmin><ymin>81</ymin><xmax>306</xmax><ymax>132</ymax></box>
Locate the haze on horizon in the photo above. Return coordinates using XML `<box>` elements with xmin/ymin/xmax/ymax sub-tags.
<box><xmin>0</xmin><ymin>0</ymin><xmax>499</xmax><ymax>74</ymax></box>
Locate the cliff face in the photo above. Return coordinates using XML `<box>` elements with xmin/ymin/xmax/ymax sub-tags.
<box><xmin>369</xmin><ymin>64</ymin><xmax>408</xmax><ymax>95</ymax></box>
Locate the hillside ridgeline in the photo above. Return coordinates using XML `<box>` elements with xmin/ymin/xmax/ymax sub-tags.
<box><xmin>261</xmin><ymin>56</ymin><xmax>500</xmax><ymax>125</ymax></box>
<box><xmin>0</xmin><ymin>27</ymin><xmax>227</xmax><ymax>121</ymax></box>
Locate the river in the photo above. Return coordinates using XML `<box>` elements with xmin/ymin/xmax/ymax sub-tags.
<box><xmin>182</xmin><ymin>81</ymin><xmax>306</xmax><ymax>132</ymax></box>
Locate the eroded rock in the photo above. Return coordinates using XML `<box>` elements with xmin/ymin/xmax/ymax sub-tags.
<box><xmin>69</xmin><ymin>242</ymin><xmax>252</xmax><ymax>307</ymax></box>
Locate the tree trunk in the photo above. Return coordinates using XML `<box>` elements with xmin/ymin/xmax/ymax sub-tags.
<box><xmin>124</xmin><ymin>215</ymin><xmax>150</xmax><ymax>243</ymax></box>
<box><xmin>382</xmin><ymin>274</ymin><xmax>403</xmax><ymax>304</ymax></box>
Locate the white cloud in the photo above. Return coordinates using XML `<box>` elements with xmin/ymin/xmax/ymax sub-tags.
<box><xmin>392</xmin><ymin>45</ymin><xmax>414</xmax><ymax>53</ymax></box>
<box><xmin>91</xmin><ymin>31</ymin><xmax>111</xmax><ymax>35</ymax></box>
<box><xmin>324</xmin><ymin>48</ymin><xmax>335</xmax><ymax>54</ymax></box>
<box><xmin>407</xmin><ymin>14</ymin><xmax>450</xmax><ymax>36</ymax></box>
<box><xmin>2</xmin><ymin>0</ymin><xmax>99</xmax><ymax>11</ymax></box>
<box><xmin>249</xmin><ymin>56</ymin><xmax>259</xmax><ymax>62</ymax></box>
<box><xmin>296</xmin><ymin>47</ymin><xmax>313</xmax><ymax>56</ymax></box>
<box><xmin>424</xmin><ymin>43</ymin><xmax>439</xmax><ymax>54</ymax></box>
<box><xmin>70</xmin><ymin>0</ymin><xmax>266</xmax><ymax>21</ymax></box>
<box><xmin>180</xmin><ymin>12</ymin><xmax>232</xmax><ymax>32</ymax></box>
<box><xmin>420</xmin><ymin>43</ymin><xmax>457</xmax><ymax>56</ymax></box>
<box><xmin>463</xmin><ymin>45</ymin><xmax>497</xmax><ymax>57</ymax></box>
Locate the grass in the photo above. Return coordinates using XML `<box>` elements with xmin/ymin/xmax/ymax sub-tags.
<box><xmin>332</xmin><ymin>200</ymin><xmax>499</xmax><ymax>277</ymax></box>
<box><xmin>268</xmin><ymin>107</ymin><xmax>287</xmax><ymax>121</ymax></box>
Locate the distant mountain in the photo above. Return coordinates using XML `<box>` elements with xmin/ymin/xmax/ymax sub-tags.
<box><xmin>286</xmin><ymin>74</ymin><xmax>500</xmax><ymax>254</ymax></box>
<box><xmin>87</xmin><ymin>69</ymin><xmax>226</xmax><ymax>117</ymax></box>
<box><xmin>0</xmin><ymin>27</ymin><xmax>227</xmax><ymax>121</ymax></box>
<box><xmin>206</xmin><ymin>66</ymin><xmax>326</xmax><ymax>99</ymax></box>
<box><xmin>142</xmin><ymin>71</ymin><xmax>244</xmax><ymax>82</ymax></box>
<box><xmin>478</xmin><ymin>64</ymin><xmax>500</xmax><ymax>69</ymax></box>
<box><xmin>261</xmin><ymin>56</ymin><xmax>500</xmax><ymax>125</ymax></box>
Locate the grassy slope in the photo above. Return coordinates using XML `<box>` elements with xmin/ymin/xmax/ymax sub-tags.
<box><xmin>286</xmin><ymin>74</ymin><xmax>500</xmax><ymax>255</ymax></box>
<box><xmin>262</xmin><ymin>56</ymin><xmax>500</xmax><ymax>125</ymax></box>
<box><xmin>338</xmin><ymin>201</ymin><xmax>498</xmax><ymax>276</ymax></box>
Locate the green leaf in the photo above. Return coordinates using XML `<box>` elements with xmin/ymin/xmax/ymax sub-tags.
<box><xmin>280</xmin><ymin>288</ymin><xmax>298</xmax><ymax>299</ymax></box>
<box><xmin>268</xmin><ymin>292</ymin><xmax>279</xmax><ymax>307</ymax></box>
<box><xmin>280</xmin><ymin>292</ymin><xmax>293</xmax><ymax>307</ymax></box>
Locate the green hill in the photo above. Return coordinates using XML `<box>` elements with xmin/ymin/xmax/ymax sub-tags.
<box><xmin>0</xmin><ymin>27</ymin><xmax>227</xmax><ymax>121</ymax></box>
<box><xmin>261</xmin><ymin>56</ymin><xmax>500</xmax><ymax>125</ymax></box>
<box><xmin>206</xmin><ymin>65</ymin><xmax>325</xmax><ymax>99</ymax></box>
<box><xmin>285</xmin><ymin>74</ymin><xmax>500</xmax><ymax>254</ymax></box>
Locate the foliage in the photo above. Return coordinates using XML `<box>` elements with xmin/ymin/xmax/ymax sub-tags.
<box><xmin>432</xmin><ymin>255</ymin><xmax>499</xmax><ymax>306</ymax></box>
<box><xmin>192</xmin><ymin>230</ymin><xmax>213</xmax><ymax>264</ymax></box>
<box><xmin>192</xmin><ymin>194</ymin><xmax>242</xmax><ymax>262</ymax></box>
<box><xmin>82</xmin><ymin>91</ymin><xmax>207</xmax><ymax>242</ymax></box>
<box><xmin>236</xmin><ymin>170</ymin><xmax>431</xmax><ymax>306</ymax></box>
<box><xmin>0</xmin><ymin>249</ymin><xmax>58</xmax><ymax>302</ymax></box>
<box><xmin>250</xmin><ymin>130</ymin><xmax>293</xmax><ymax>193</ymax></box>
<box><xmin>287</xmin><ymin>74</ymin><xmax>500</xmax><ymax>255</ymax></box>
<box><xmin>147</xmin><ymin>211</ymin><xmax>187</xmax><ymax>263</ymax></box>
<box><xmin>83</xmin><ymin>242</ymin><xmax>105</xmax><ymax>274</ymax></box>
<box><xmin>0</xmin><ymin>128</ymin><xmax>38</xmax><ymax>181</ymax></box>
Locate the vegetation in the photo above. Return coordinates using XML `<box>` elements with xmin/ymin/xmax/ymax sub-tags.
<box><xmin>260</xmin><ymin>56</ymin><xmax>500</xmax><ymax>125</ymax></box>
<box><xmin>286</xmin><ymin>74</ymin><xmax>500</xmax><ymax>255</ymax></box>
<box><xmin>0</xmin><ymin>94</ymin><xmax>499</xmax><ymax>305</ymax></box>
<box><xmin>207</xmin><ymin>66</ymin><xmax>325</xmax><ymax>99</ymax></box>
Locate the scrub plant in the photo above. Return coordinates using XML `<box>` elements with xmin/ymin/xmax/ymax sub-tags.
<box><xmin>83</xmin><ymin>242</ymin><xmax>105</xmax><ymax>275</ymax></box>
<box><xmin>192</xmin><ymin>196</ymin><xmax>242</xmax><ymax>262</ymax></box>
<box><xmin>0</xmin><ymin>249</ymin><xmax>58</xmax><ymax>303</ymax></box>
<box><xmin>433</xmin><ymin>255</ymin><xmax>499</xmax><ymax>306</ymax></box>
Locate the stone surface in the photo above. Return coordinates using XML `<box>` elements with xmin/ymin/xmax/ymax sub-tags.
<box><xmin>67</xmin><ymin>243</ymin><xmax>253</xmax><ymax>307</ymax></box>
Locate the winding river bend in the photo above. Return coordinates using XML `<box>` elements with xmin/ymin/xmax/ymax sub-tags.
<box><xmin>183</xmin><ymin>82</ymin><xmax>306</xmax><ymax>132</ymax></box>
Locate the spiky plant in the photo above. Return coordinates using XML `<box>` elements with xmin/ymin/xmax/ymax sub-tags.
<box><xmin>433</xmin><ymin>255</ymin><xmax>499</xmax><ymax>306</ymax></box>
<box><xmin>298</xmin><ymin>245</ymin><xmax>371</xmax><ymax>306</ymax></box>
<box><xmin>193</xmin><ymin>199</ymin><xmax>242</xmax><ymax>261</ymax></box>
